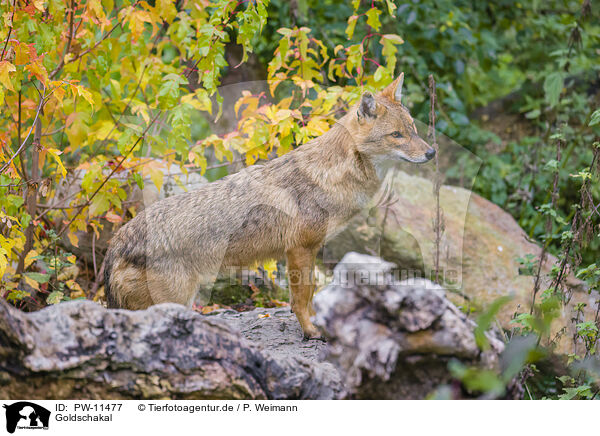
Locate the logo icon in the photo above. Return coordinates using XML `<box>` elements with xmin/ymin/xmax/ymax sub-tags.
<box><xmin>2</xmin><ymin>402</ymin><xmax>50</xmax><ymax>434</ymax></box>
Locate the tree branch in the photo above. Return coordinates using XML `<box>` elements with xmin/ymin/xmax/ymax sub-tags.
<box><xmin>0</xmin><ymin>85</ymin><xmax>46</xmax><ymax>175</ymax></box>
<box><xmin>16</xmin><ymin>115</ymin><xmax>43</xmax><ymax>275</ymax></box>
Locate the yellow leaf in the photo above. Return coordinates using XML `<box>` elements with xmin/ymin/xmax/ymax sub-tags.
<box><xmin>77</xmin><ymin>86</ymin><xmax>94</xmax><ymax>109</ymax></box>
<box><xmin>89</xmin><ymin>222</ymin><xmax>101</xmax><ymax>239</ymax></box>
<box><xmin>0</xmin><ymin>61</ymin><xmax>16</xmax><ymax>92</ymax></box>
<box><xmin>14</xmin><ymin>42</ymin><xmax>32</xmax><ymax>66</ymax></box>
<box><xmin>155</xmin><ymin>0</ymin><xmax>177</xmax><ymax>24</ymax></box>
<box><xmin>189</xmin><ymin>151</ymin><xmax>207</xmax><ymax>174</ymax></box>
<box><xmin>24</xmin><ymin>250</ymin><xmax>39</xmax><ymax>268</ymax></box>
<box><xmin>131</xmin><ymin>103</ymin><xmax>150</xmax><ymax>124</ymax></box>
<box><xmin>200</xmin><ymin>304</ymin><xmax>221</xmax><ymax>314</ymax></box>
<box><xmin>33</xmin><ymin>0</ymin><xmax>45</xmax><ymax>12</ymax></box>
<box><xmin>270</xmin><ymin>299</ymin><xmax>289</xmax><ymax>307</ymax></box>
<box><xmin>23</xmin><ymin>274</ymin><xmax>41</xmax><ymax>290</ymax></box>
<box><xmin>0</xmin><ymin>233</ymin><xmax>16</xmax><ymax>278</ymax></box>
<box><xmin>66</xmin><ymin>112</ymin><xmax>90</xmax><ymax>146</ymax></box>
<box><xmin>262</xmin><ymin>259</ymin><xmax>278</xmax><ymax>281</ymax></box>
<box><xmin>66</xmin><ymin>279</ymin><xmax>84</xmax><ymax>294</ymax></box>
<box><xmin>0</xmin><ymin>247</ymin><xmax>8</xmax><ymax>278</ymax></box>
<box><xmin>305</xmin><ymin>117</ymin><xmax>330</xmax><ymax>136</ymax></box>
<box><xmin>67</xmin><ymin>232</ymin><xmax>79</xmax><ymax>248</ymax></box>
<box><xmin>383</xmin><ymin>34</ymin><xmax>404</xmax><ymax>44</ymax></box>
<box><xmin>146</xmin><ymin>166</ymin><xmax>164</xmax><ymax>191</ymax></box>
<box><xmin>181</xmin><ymin>89</ymin><xmax>212</xmax><ymax>113</ymax></box>
<box><xmin>46</xmin><ymin>148</ymin><xmax>67</xmax><ymax>178</ymax></box>
<box><xmin>91</xmin><ymin>120</ymin><xmax>115</xmax><ymax>140</ymax></box>
<box><xmin>93</xmin><ymin>285</ymin><xmax>104</xmax><ymax>302</ymax></box>
<box><xmin>87</xmin><ymin>0</ymin><xmax>104</xmax><ymax>18</ymax></box>
<box><xmin>258</xmin><ymin>313</ymin><xmax>271</xmax><ymax>319</ymax></box>
<box><xmin>128</xmin><ymin>10</ymin><xmax>154</xmax><ymax>40</ymax></box>
<box><xmin>26</xmin><ymin>59</ymin><xmax>48</xmax><ymax>85</ymax></box>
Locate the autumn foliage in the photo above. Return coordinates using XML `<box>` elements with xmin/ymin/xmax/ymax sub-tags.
<box><xmin>0</xmin><ymin>0</ymin><xmax>404</xmax><ymax>307</ymax></box>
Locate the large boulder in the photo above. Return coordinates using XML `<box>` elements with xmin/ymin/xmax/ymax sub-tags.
<box><xmin>322</xmin><ymin>170</ymin><xmax>595</xmax><ymax>351</ymax></box>
<box><xmin>313</xmin><ymin>252</ymin><xmax>504</xmax><ymax>399</ymax></box>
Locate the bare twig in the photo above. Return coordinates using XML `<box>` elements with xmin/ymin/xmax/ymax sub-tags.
<box><xmin>91</xmin><ymin>231</ymin><xmax>98</xmax><ymax>278</ymax></box>
<box><xmin>48</xmin><ymin>0</ymin><xmax>76</xmax><ymax>81</ymax></box>
<box><xmin>16</xmin><ymin>114</ymin><xmax>43</xmax><ymax>274</ymax></box>
<box><xmin>41</xmin><ymin>125</ymin><xmax>66</xmax><ymax>137</ymax></box>
<box><xmin>428</xmin><ymin>75</ymin><xmax>444</xmax><ymax>283</ymax></box>
<box><xmin>550</xmin><ymin>145</ymin><xmax>599</xmax><ymax>296</ymax></box>
<box><xmin>0</xmin><ymin>0</ymin><xmax>16</xmax><ymax>61</ymax></box>
<box><xmin>17</xmin><ymin>89</ymin><xmax>27</xmax><ymax>179</ymax></box>
<box><xmin>0</xmin><ymin>85</ymin><xmax>47</xmax><ymax>175</ymax></box>
<box><xmin>89</xmin><ymin>258</ymin><xmax>106</xmax><ymax>300</ymax></box>
<box><xmin>531</xmin><ymin>139</ymin><xmax>562</xmax><ymax>313</ymax></box>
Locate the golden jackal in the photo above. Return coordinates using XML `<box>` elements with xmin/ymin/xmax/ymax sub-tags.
<box><xmin>104</xmin><ymin>73</ymin><xmax>435</xmax><ymax>339</ymax></box>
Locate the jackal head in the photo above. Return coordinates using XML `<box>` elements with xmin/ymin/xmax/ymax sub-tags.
<box><xmin>352</xmin><ymin>73</ymin><xmax>435</xmax><ymax>164</ymax></box>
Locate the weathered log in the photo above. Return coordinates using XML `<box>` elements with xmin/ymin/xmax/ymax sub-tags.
<box><xmin>0</xmin><ymin>299</ymin><xmax>342</xmax><ymax>400</ymax></box>
<box><xmin>1</xmin><ymin>252</ymin><xmax>508</xmax><ymax>400</ymax></box>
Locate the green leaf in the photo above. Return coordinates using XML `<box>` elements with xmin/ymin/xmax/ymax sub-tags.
<box><xmin>384</xmin><ymin>0</ymin><xmax>397</xmax><ymax>16</ymax></box>
<box><xmin>133</xmin><ymin>172</ymin><xmax>144</xmax><ymax>190</ymax></box>
<box><xmin>6</xmin><ymin>290</ymin><xmax>30</xmax><ymax>303</ymax></box>
<box><xmin>559</xmin><ymin>385</ymin><xmax>592</xmax><ymax>400</ymax></box>
<box><xmin>345</xmin><ymin>15</ymin><xmax>358</xmax><ymax>39</ymax></box>
<box><xmin>382</xmin><ymin>34</ymin><xmax>404</xmax><ymax>44</ymax></box>
<box><xmin>366</xmin><ymin>8</ymin><xmax>382</xmax><ymax>31</ymax></box>
<box><xmin>544</xmin><ymin>159</ymin><xmax>559</xmax><ymax>171</ymax></box>
<box><xmin>24</xmin><ymin>272</ymin><xmax>50</xmax><ymax>283</ymax></box>
<box><xmin>474</xmin><ymin>296</ymin><xmax>512</xmax><ymax>350</ymax></box>
<box><xmin>543</xmin><ymin>72</ymin><xmax>564</xmax><ymax>108</ymax></box>
<box><xmin>589</xmin><ymin>109</ymin><xmax>600</xmax><ymax>126</ymax></box>
<box><xmin>89</xmin><ymin>192</ymin><xmax>111</xmax><ymax>217</ymax></box>
<box><xmin>47</xmin><ymin>290</ymin><xmax>65</xmax><ymax>305</ymax></box>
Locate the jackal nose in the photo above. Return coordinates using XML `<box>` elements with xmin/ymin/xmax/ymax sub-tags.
<box><xmin>426</xmin><ymin>148</ymin><xmax>436</xmax><ymax>160</ymax></box>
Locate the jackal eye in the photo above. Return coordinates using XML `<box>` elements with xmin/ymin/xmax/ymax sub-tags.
<box><xmin>391</xmin><ymin>131</ymin><xmax>403</xmax><ymax>138</ymax></box>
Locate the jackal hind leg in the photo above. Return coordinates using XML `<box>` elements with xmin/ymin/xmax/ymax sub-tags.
<box><xmin>286</xmin><ymin>246</ymin><xmax>322</xmax><ymax>340</ymax></box>
<box><xmin>145</xmin><ymin>268</ymin><xmax>197</xmax><ymax>307</ymax></box>
<box><xmin>309</xmin><ymin>291</ymin><xmax>316</xmax><ymax>317</ymax></box>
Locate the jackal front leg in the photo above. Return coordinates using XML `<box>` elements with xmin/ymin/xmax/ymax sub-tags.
<box><xmin>286</xmin><ymin>246</ymin><xmax>321</xmax><ymax>340</ymax></box>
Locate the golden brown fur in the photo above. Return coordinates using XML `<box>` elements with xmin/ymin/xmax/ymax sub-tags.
<box><xmin>104</xmin><ymin>73</ymin><xmax>434</xmax><ymax>339</ymax></box>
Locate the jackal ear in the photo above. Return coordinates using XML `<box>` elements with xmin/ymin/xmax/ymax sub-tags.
<box><xmin>358</xmin><ymin>92</ymin><xmax>377</xmax><ymax>122</ymax></box>
<box><xmin>381</xmin><ymin>72</ymin><xmax>404</xmax><ymax>103</ymax></box>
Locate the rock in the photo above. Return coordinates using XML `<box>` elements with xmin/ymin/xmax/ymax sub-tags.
<box><xmin>322</xmin><ymin>170</ymin><xmax>596</xmax><ymax>351</ymax></box>
<box><xmin>207</xmin><ymin>307</ymin><xmax>331</xmax><ymax>363</ymax></box>
<box><xmin>0</xmin><ymin>298</ymin><xmax>342</xmax><ymax>400</ymax></box>
<box><xmin>313</xmin><ymin>252</ymin><xmax>505</xmax><ymax>399</ymax></box>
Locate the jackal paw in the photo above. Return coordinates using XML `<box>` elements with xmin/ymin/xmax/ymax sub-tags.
<box><xmin>302</xmin><ymin>330</ymin><xmax>326</xmax><ymax>342</ymax></box>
